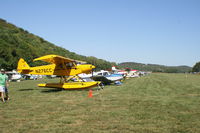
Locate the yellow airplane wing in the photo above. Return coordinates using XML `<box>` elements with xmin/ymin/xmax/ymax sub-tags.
<box><xmin>33</xmin><ymin>54</ymin><xmax>74</xmax><ymax>64</ymax></box>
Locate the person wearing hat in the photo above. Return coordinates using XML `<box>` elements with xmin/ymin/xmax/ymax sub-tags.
<box><xmin>0</xmin><ymin>69</ymin><xmax>9</xmax><ymax>102</ymax></box>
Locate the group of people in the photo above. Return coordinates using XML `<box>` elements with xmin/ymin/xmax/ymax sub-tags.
<box><xmin>0</xmin><ymin>69</ymin><xmax>9</xmax><ymax>102</ymax></box>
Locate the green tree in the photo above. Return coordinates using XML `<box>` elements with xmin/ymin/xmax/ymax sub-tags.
<box><xmin>192</xmin><ymin>62</ymin><xmax>200</xmax><ymax>72</ymax></box>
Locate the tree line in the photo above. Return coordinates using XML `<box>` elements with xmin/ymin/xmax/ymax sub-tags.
<box><xmin>118</xmin><ymin>62</ymin><xmax>192</xmax><ymax>73</ymax></box>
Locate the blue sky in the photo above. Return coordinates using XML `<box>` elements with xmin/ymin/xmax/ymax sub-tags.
<box><xmin>1</xmin><ymin>0</ymin><xmax>200</xmax><ymax>66</ymax></box>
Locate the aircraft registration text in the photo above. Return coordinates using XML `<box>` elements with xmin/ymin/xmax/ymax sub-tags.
<box><xmin>35</xmin><ymin>68</ymin><xmax>53</xmax><ymax>73</ymax></box>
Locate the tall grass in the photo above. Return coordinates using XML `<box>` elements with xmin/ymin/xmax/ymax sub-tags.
<box><xmin>0</xmin><ymin>73</ymin><xmax>200</xmax><ymax>133</ymax></box>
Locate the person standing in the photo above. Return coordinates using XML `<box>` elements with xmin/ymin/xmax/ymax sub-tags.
<box><xmin>0</xmin><ymin>69</ymin><xmax>8</xmax><ymax>102</ymax></box>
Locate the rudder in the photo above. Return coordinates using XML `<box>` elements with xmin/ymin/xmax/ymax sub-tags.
<box><xmin>17</xmin><ymin>58</ymin><xmax>30</xmax><ymax>74</ymax></box>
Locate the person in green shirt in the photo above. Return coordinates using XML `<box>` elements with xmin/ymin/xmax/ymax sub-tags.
<box><xmin>0</xmin><ymin>69</ymin><xmax>8</xmax><ymax>102</ymax></box>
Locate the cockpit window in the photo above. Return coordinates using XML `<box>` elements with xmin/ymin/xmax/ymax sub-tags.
<box><xmin>66</xmin><ymin>62</ymin><xmax>74</xmax><ymax>68</ymax></box>
<box><xmin>97</xmin><ymin>73</ymin><xmax>102</xmax><ymax>76</ymax></box>
<box><xmin>58</xmin><ymin>63</ymin><xmax>64</xmax><ymax>69</ymax></box>
<box><xmin>103</xmin><ymin>72</ymin><xmax>109</xmax><ymax>76</ymax></box>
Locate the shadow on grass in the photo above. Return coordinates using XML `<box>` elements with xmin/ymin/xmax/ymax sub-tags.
<box><xmin>18</xmin><ymin>88</ymin><xmax>64</xmax><ymax>93</ymax></box>
<box><xmin>41</xmin><ymin>88</ymin><xmax>63</xmax><ymax>93</ymax></box>
<box><xmin>18</xmin><ymin>88</ymin><xmax>34</xmax><ymax>91</ymax></box>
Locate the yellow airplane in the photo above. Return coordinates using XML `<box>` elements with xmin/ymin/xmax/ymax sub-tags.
<box><xmin>17</xmin><ymin>54</ymin><xmax>101</xmax><ymax>90</ymax></box>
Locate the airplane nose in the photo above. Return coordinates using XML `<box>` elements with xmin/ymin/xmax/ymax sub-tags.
<box><xmin>91</xmin><ymin>65</ymin><xmax>95</xmax><ymax>69</ymax></box>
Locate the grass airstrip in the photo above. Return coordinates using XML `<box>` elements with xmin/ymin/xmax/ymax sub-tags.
<box><xmin>0</xmin><ymin>73</ymin><xmax>200</xmax><ymax>133</ymax></box>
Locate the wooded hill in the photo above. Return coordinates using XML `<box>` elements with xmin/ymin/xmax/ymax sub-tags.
<box><xmin>0</xmin><ymin>19</ymin><xmax>116</xmax><ymax>70</ymax></box>
<box><xmin>119</xmin><ymin>62</ymin><xmax>192</xmax><ymax>73</ymax></box>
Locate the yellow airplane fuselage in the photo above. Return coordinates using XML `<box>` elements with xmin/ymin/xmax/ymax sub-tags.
<box><xmin>29</xmin><ymin>64</ymin><xmax>94</xmax><ymax>76</ymax></box>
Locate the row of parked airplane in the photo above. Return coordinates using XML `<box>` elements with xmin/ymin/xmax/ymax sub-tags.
<box><xmin>6</xmin><ymin>54</ymin><xmax>149</xmax><ymax>90</ymax></box>
<box><xmin>7</xmin><ymin>68</ymin><xmax>144</xmax><ymax>84</ymax></box>
<box><xmin>81</xmin><ymin>68</ymin><xmax>149</xmax><ymax>84</ymax></box>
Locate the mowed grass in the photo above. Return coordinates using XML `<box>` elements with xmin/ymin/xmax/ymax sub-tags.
<box><xmin>0</xmin><ymin>73</ymin><xmax>200</xmax><ymax>133</ymax></box>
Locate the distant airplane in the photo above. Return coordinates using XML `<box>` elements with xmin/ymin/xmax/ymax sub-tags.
<box><xmin>6</xmin><ymin>70</ymin><xmax>22</xmax><ymax>82</ymax></box>
<box><xmin>17</xmin><ymin>54</ymin><xmax>101</xmax><ymax>89</ymax></box>
<box><xmin>91</xmin><ymin>70</ymin><xmax>124</xmax><ymax>85</ymax></box>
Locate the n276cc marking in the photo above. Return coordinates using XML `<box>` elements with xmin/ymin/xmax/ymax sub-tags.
<box><xmin>35</xmin><ymin>68</ymin><xmax>53</xmax><ymax>73</ymax></box>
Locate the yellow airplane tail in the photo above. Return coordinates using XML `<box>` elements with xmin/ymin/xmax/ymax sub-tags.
<box><xmin>17</xmin><ymin>58</ymin><xmax>31</xmax><ymax>74</ymax></box>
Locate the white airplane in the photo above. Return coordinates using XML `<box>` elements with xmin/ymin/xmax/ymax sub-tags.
<box><xmin>6</xmin><ymin>70</ymin><xmax>22</xmax><ymax>82</ymax></box>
